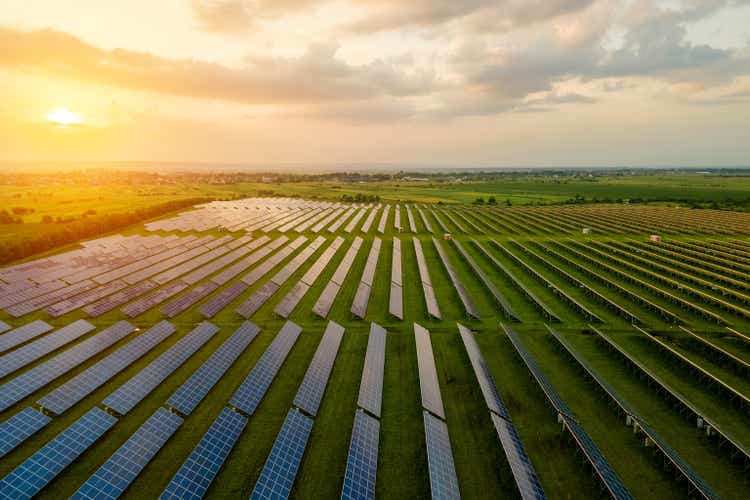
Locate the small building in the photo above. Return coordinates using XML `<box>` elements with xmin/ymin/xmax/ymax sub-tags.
<box><xmin>582</xmin><ymin>227</ymin><xmax>592</xmax><ymax>235</ymax></box>
<box><xmin>444</xmin><ymin>233</ymin><xmax>452</xmax><ymax>241</ymax></box>
<box><xmin>649</xmin><ymin>234</ymin><xmax>662</xmax><ymax>242</ymax></box>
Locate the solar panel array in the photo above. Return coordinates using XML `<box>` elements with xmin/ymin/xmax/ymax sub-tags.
<box><xmin>230</xmin><ymin>321</ymin><xmax>303</xmax><ymax>415</ymax></box>
<box><xmin>345</xmin><ymin>208</ymin><xmax>367</xmax><ymax>233</ymax></box>
<box><xmin>241</xmin><ymin>236</ymin><xmax>307</xmax><ymax>285</ymax></box>
<box><xmin>38</xmin><ymin>321</ymin><xmax>176</xmax><ymax>415</ymax></box>
<box><xmin>293</xmin><ymin>321</ymin><xmax>345</xmax><ymax>416</ymax></box>
<box><xmin>160</xmin><ymin>408</ymin><xmax>247</xmax><ymax>500</ymax></box>
<box><xmin>432</xmin><ymin>237</ymin><xmax>480</xmax><ymax>320</ymax></box>
<box><xmin>103</xmin><ymin>321</ymin><xmax>219</xmax><ymax>415</ymax></box>
<box><xmin>351</xmin><ymin>238</ymin><xmax>381</xmax><ymax>319</ymax></box>
<box><xmin>0</xmin><ymin>319</ymin><xmax>95</xmax><ymax>379</ymax></box>
<box><xmin>405</xmin><ymin>205</ymin><xmax>417</xmax><ymax>232</ymax></box>
<box><xmin>388</xmin><ymin>238</ymin><xmax>404</xmax><ymax>320</ymax></box>
<box><xmin>313</xmin><ymin>237</ymin><xmax>363</xmax><ymax>318</ymax></box>
<box><xmin>357</xmin><ymin>323</ymin><xmax>387</xmax><ymax>418</ymax></box>
<box><xmin>249</xmin><ymin>409</ymin><xmax>314</xmax><ymax>500</ymax></box>
<box><xmin>417</xmin><ymin>207</ymin><xmax>434</xmax><ymax>233</ymax></box>
<box><xmin>423</xmin><ymin>412</ymin><xmax>461</xmax><ymax>500</ymax></box>
<box><xmin>210</xmin><ymin>236</ymin><xmax>277</xmax><ymax>285</ymax></box>
<box><xmin>0</xmin><ymin>320</ymin><xmax>10</xmax><ymax>334</ymax></box>
<box><xmin>341</xmin><ymin>410</ymin><xmax>380</xmax><ymax>500</ymax></box>
<box><xmin>152</xmin><ymin>245</ymin><xmax>234</xmax><ymax>285</ymax></box>
<box><xmin>457</xmin><ymin>324</ymin><xmax>509</xmax><ymax>419</ymax></box>
<box><xmin>199</xmin><ymin>281</ymin><xmax>249</xmax><ymax>319</ymax></box>
<box><xmin>84</xmin><ymin>280</ymin><xmax>158</xmax><ymax>317</ymax></box>
<box><xmin>45</xmin><ymin>279</ymin><xmax>128</xmax><ymax>317</ymax></box>
<box><xmin>72</xmin><ymin>407</ymin><xmax>183</xmax><ymax>500</ymax></box>
<box><xmin>181</xmin><ymin>239</ymin><xmax>258</xmax><ymax>285</ymax></box>
<box><xmin>360</xmin><ymin>206</ymin><xmax>378</xmax><ymax>233</ymax></box>
<box><xmin>413</xmin><ymin>238</ymin><xmax>441</xmax><ymax>320</ymax></box>
<box><xmin>414</xmin><ymin>324</ymin><xmax>445</xmax><ymax>419</ymax></box>
<box><xmin>168</xmin><ymin>321</ymin><xmax>260</xmax><ymax>416</ymax></box>
<box><xmin>0</xmin><ymin>320</ymin><xmax>135</xmax><ymax>412</ymax></box>
<box><xmin>0</xmin><ymin>407</ymin><xmax>117</xmax><ymax>499</ymax></box>
<box><xmin>161</xmin><ymin>280</ymin><xmax>218</xmax><ymax>318</ymax></box>
<box><xmin>121</xmin><ymin>280</ymin><xmax>189</xmax><ymax>317</ymax></box>
<box><xmin>377</xmin><ymin>205</ymin><xmax>390</xmax><ymax>234</ymax></box>
<box><xmin>0</xmin><ymin>319</ymin><xmax>52</xmax><ymax>353</ymax></box>
<box><xmin>5</xmin><ymin>279</ymin><xmax>98</xmax><ymax>317</ymax></box>
<box><xmin>0</xmin><ymin>408</ymin><xmax>51</xmax><ymax>459</ymax></box>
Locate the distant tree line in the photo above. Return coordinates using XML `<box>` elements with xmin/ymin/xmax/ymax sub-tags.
<box><xmin>0</xmin><ymin>197</ymin><xmax>212</xmax><ymax>265</ymax></box>
<box><xmin>340</xmin><ymin>193</ymin><xmax>381</xmax><ymax>203</ymax></box>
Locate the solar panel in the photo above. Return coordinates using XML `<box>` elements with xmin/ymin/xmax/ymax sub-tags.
<box><xmin>341</xmin><ymin>410</ymin><xmax>380</xmax><ymax>500</ymax></box>
<box><xmin>423</xmin><ymin>411</ymin><xmax>461</xmax><ymax>500</ymax></box>
<box><xmin>300</xmin><ymin>237</ymin><xmax>344</xmax><ymax>286</ymax></box>
<box><xmin>360</xmin><ymin>238</ymin><xmax>382</xmax><ymax>287</ymax></box>
<box><xmin>84</xmin><ymin>280</ymin><xmax>158</xmax><ymax>317</ymax></box>
<box><xmin>432</xmin><ymin>238</ymin><xmax>480</xmax><ymax>320</ymax></box>
<box><xmin>199</xmin><ymin>281</ymin><xmax>249</xmax><ymax>318</ymax></box>
<box><xmin>391</xmin><ymin>238</ymin><xmax>402</xmax><ymax>286</ymax></box>
<box><xmin>0</xmin><ymin>321</ymin><xmax>135</xmax><ymax>412</ymax></box>
<box><xmin>45</xmin><ymin>280</ymin><xmax>128</xmax><ymax>317</ymax></box>
<box><xmin>160</xmin><ymin>408</ymin><xmax>247</xmax><ymax>500</ymax></box>
<box><xmin>0</xmin><ymin>407</ymin><xmax>117</xmax><ymax>499</ymax></box>
<box><xmin>350</xmin><ymin>283</ymin><xmax>372</xmax><ymax>319</ymax></box>
<box><xmin>168</xmin><ymin>322</ymin><xmax>260</xmax><ymax>416</ymax></box>
<box><xmin>360</xmin><ymin>207</ymin><xmax>378</xmax><ymax>233</ymax></box>
<box><xmin>161</xmin><ymin>281</ymin><xmax>219</xmax><ymax>318</ymax></box>
<box><xmin>250</xmin><ymin>409</ymin><xmax>314</xmax><ymax>500</ymax></box>
<box><xmin>103</xmin><ymin>321</ymin><xmax>219</xmax><ymax>415</ymax></box>
<box><xmin>210</xmin><ymin>236</ymin><xmax>278</xmax><ymax>285</ymax></box>
<box><xmin>413</xmin><ymin>238</ymin><xmax>441</xmax><ymax>319</ymax></box>
<box><xmin>0</xmin><ymin>319</ymin><xmax>53</xmax><ymax>353</ymax></box>
<box><xmin>236</xmin><ymin>281</ymin><xmax>280</xmax><ymax>318</ymax></box>
<box><xmin>5</xmin><ymin>280</ymin><xmax>98</xmax><ymax>317</ymax></box>
<box><xmin>388</xmin><ymin>283</ymin><xmax>403</xmax><ymax>320</ymax></box>
<box><xmin>38</xmin><ymin>321</ymin><xmax>176</xmax><ymax>415</ymax></box>
<box><xmin>312</xmin><ymin>282</ymin><xmax>341</xmax><ymax>319</ymax></box>
<box><xmin>490</xmin><ymin>414</ymin><xmax>546</xmax><ymax>500</ymax></box>
<box><xmin>0</xmin><ymin>320</ymin><xmax>10</xmax><ymax>334</ymax></box>
<box><xmin>417</xmin><ymin>207</ymin><xmax>434</xmax><ymax>233</ymax></box>
<box><xmin>377</xmin><ymin>206</ymin><xmax>390</xmax><ymax>234</ymax></box>
<box><xmin>273</xmin><ymin>282</ymin><xmax>310</xmax><ymax>318</ymax></box>
<box><xmin>122</xmin><ymin>280</ymin><xmax>189</xmax><ymax>317</ymax></box>
<box><xmin>457</xmin><ymin>324</ymin><xmax>510</xmax><ymax>420</ymax></box>
<box><xmin>0</xmin><ymin>408</ymin><xmax>51</xmax><ymax>459</ymax></box>
<box><xmin>0</xmin><ymin>319</ymin><xmax>96</xmax><ymax>379</ymax></box>
<box><xmin>414</xmin><ymin>324</ymin><xmax>445</xmax><ymax>420</ymax></box>
<box><xmin>71</xmin><ymin>408</ymin><xmax>183</xmax><ymax>500</ymax></box>
<box><xmin>230</xmin><ymin>321</ymin><xmax>303</xmax><ymax>415</ymax></box>
<box><xmin>293</xmin><ymin>321</ymin><xmax>345</xmax><ymax>416</ymax></box>
<box><xmin>357</xmin><ymin>323</ymin><xmax>386</xmax><ymax>418</ymax></box>
<box><xmin>330</xmin><ymin>237</ymin><xmax>363</xmax><ymax>286</ymax></box>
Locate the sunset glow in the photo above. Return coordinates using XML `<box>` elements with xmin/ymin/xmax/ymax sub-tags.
<box><xmin>47</xmin><ymin>108</ymin><xmax>81</xmax><ymax>126</ymax></box>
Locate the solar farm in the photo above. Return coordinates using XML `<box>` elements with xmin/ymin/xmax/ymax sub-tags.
<box><xmin>0</xmin><ymin>197</ymin><xmax>749</xmax><ymax>500</ymax></box>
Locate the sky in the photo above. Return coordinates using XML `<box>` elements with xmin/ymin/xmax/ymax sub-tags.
<box><xmin>1</xmin><ymin>0</ymin><xmax>749</xmax><ymax>168</ymax></box>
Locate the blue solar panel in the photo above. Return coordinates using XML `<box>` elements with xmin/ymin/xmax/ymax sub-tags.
<box><xmin>72</xmin><ymin>407</ymin><xmax>183</xmax><ymax>500</ymax></box>
<box><xmin>0</xmin><ymin>319</ymin><xmax>52</xmax><ymax>353</ymax></box>
<box><xmin>0</xmin><ymin>408</ymin><xmax>51</xmax><ymax>459</ymax></box>
<box><xmin>0</xmin><ymin>407</ymin><xmax>117</xmax><ymax>500</ymax></box>
<box><xmin>230</xmin><ymin>321</ymin><xmax>302</xmax><ymax>416</ymax></box>
<box><xmin>38</xmin><ymin>321</ymin><xmax>176</xmax><ymax>415</ymax></box>
<box><xmin>293</xmin><ymin>321</ymin><xmax>345</xmax><ymax>417</ymax></box>
<box><xmin>457</xmin><ymin>323</ymin><xmax>510</xmax><ymax>420</ymax></box>
<box><xmin>250</xmin><ymin>409</ymin><xmax>314</xmax><ymax>500</ymax></box>
<box><xmin>423</xmin><ymin>411</ymin><xmax>461</xmax><ymax>500</ymax></box>
<box><xmin>0</xmin><ymin>320</ymin><xmax>10</xmax><ymax>334</ymax></box>
<box><xmin>414</xmin><ymin>324</ymin><xmax>445</xmax><ymax>420</ymax></box>
<box><xmin>341</xmin><ymin>410</ymin><xmax>380</xmax><ymax>500</ymax></box>
<box><xmin>0</xmin><ymin>321</ymin><xmax>135</xmax><ymax>413</ymax></box>
<box><xmin>0</xmin><ymin>319</ymin><xmax>95</xmax><ymax>378</ymax></box>
<box><xmin>357</xmin><ymin>323</ymin><xmax>386</xmax><ymax>418</ymax></box>
<box><xmin>168</xmin><ymin>322</ymin><xmax>260</xmax><ymax>416</ymax></box>
<box><xmin>490</xmin><ymin>413</ymin><xmax>546</xmax><ymax>500</ymax></box>
<box><xmin>103</xmin><ymin>321</ymin><xmax>219</xmax><ymax>415</ymax></box>
<box><xmin>160</xmin><ymin>407</ymin><xmax>247</xmax><ymax>500</ymax></box>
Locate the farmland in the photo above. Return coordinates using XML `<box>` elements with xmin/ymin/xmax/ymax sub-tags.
<box><xmin>0</xmin><ymin>193</ymin><xmax>749</xmax><ymax>500</ymax></box>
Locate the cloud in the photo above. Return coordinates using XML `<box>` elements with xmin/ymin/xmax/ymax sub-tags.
<box><xmin>190</xmin><ymin>0</ymin><xmax>253</xmax><ymax>34</ymax></box>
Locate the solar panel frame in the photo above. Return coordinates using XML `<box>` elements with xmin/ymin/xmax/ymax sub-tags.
<box><xmin>0</xmin><ymin>407</ymin><xmax>117</xmax><ymax>500</ymax></box>
<box><xmin>357</xmin><ymin>323</ymin><xmax>386</xmax><ymax>418</ymax></box>
<box><xmin>236</xmin><ymin>281</ymin><xmax>280</xmax><ymax>318</ymax></box>
<box><xmin>490</xmin><ymin>413</ymin><xmax>546</xmax><ymax>500</ymax></box>
<box><xmin>0</xmin><ymin>408</ymin><xmax>51</xmax><ymax>459</ymax></box>
<box><xmin>293</xmin><ymin>321</ymin><xmax>345</xmax><ymax>416</ymax></box>
<box><xmin>457</xmin><ymin>323</ymin><xmax>510</xmax><ymax>420</ymax></box>
<box><xmin>250</xmin><ymin>409</ymin><xmax>314</xmax><ymax>500</ymax></box>
<box><xmin>159</xmin><ymin>408</ymin><xmax>247</xmax><ymax>500</ymax></box>
<box><xmin>432</xmin><ymin>237</ymin><xmax>480</xmax><ymax>320</ymax></box>
<box><xmin>341</xmin><ymin>410</ymin><xmax>380</xmax><ymax>500</ymax></box>
<box><xmin>423</xmin><ymin>411</ymin><xmax>461</xmax><ymax>500</ymax></box>
<box><xmin>167</xmin><ymin>322</ymin><xmax>260</xmax><ymax>416</ymax></box>
<box><xmin>414</xmin><ymin>324</ymin><xmax>445</xmax><ymax>420</ymax></box>
<box><xmin>72</xmin><ymin>407</ymin><xmax>183</xmax><ymax>500</ymax></box>
<box><xmin>37</xmin><ymin>321</ymin><xmax>175</xmax><ymax>415</ymax></box>
<box><xmin>0</xmin><ymin>319</ymin><xmax>53</xmax><ymax>353</ymax></box>
<box><xmin>103</xmin><ymin>321</ymin><xmax>219</xmax><ymax>415</ymax></box>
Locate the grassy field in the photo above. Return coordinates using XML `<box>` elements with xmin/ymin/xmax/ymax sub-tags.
<box><xmin>0</xmin><ymin>190</ymin><xmax>749</xmax><ymax>499</ymax></box>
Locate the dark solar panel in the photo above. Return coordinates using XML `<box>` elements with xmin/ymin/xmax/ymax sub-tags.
<box><xmin>160</xmin><ymin>407</ymin><xmax>247</xmax><ymax>500</ymax></box>
<box><xmin>83</xmin><ymin>280</ymin><xmax>158</xmax><ymax>317</ymax></box>
<box><xmin>103</xmin><ymin>321</ymin><xmax>219</xmax><ymax>415</ymax></box>
<box><xmin>38</xmin><ymin>321</ymin><xmax>176</xmax><ymax>415</ymax></box>
<box><xmin>432</xmin><ymin>238</ymin><xmax>480</xmax><ymax>319</ymax></box>
<box><xmin>45</xmin><ymin>280</ymin><xmax>128</xmax><ymax>317</ymax></box>
<box><xmin>457</xmin><ymin>323</ymin><xmax>510</xmax><ymax>420</ymax></box>
<box><xmin>199</xmin><ymin>281</ymin><xmax>249</xmax><ymax>318</ymax></box>
<box><xmin>168</xmin><ymin>322</ymin><xmax>260</xmax><ymax>416</ymax></box>
<box><xmin>0</xmin><ymin>408</ymin><xmax>51</xmax><ymax>459</ymax></box>
<box><xmin>236</xmin><ymin>281</ymin><xmax>280</xmax><ymax>318</ymax></box>
<box><xmin>312</xmin><ymin>281</ymin><xmax>340</xmax><ymax>319</ymax></box>
<box><xmin>0</xmin><ymin>407</ymin><xmax>117</xmax><ymax>499</ymax></box>
<box><xmin>414</xmin><ymin>324</ymin><xmax>445</xmax><ymax>420</ymax></box>
<box><xmin>250</xmin><ymin>409</ymin><xmax>313</xmax><ymax>500</ymax></box>
<box><xmin>357</xmin><ymin>323</ymin><xmax>387</xmax><ymax>418</ymax></box>
<box><xmin>341</xmin><ymin>410</ymin><xmax>380</xmax><ymax>500</ymax></box>
<box><xmin>490</xmin><ymin>413</ymin><xmax>546</xmax><ymax>500</ymax></box>
<box><xmin>0</xmin><ymin>319</ymin><xmax>53</xmax><ymax>353</ymax></box>
<box><xmin>0</xmin><ymin>319</ymin><xmax>96</xmax><ymax>379</ymax></box>
<box><xmin>71</xmin><ymin>408</ymin><xmax>183</xmax><ymax>500</ymax></box>
<box><xmin>122</xmin><ymin>280</ymin><xmax>189</xmax><ymax>318</ymax></box>
<box><xmin>161</xmin><ymin>280</ymin><xmax>219</xmax><ymax>318</ymax></box>
<box><xmin>423</xmin><ymin>411</ymin><xmax>461</xmax><ymax>500</ymax></box>
<box><xmin>293</xmin><ymin>321</ymin><xmax>345</xmax><ymax>416</ymax></box>
<box><xmin>230</xmin><ymin>321</ymin><xmax>303</xmax><ymax>415</ymax></box>
<box><xmin>0</xmin><ymin>321</ymin><xmax>135</xmax><ymax>412</ymax></box>
<box><xmin>273</xmin><ymin>282</ymin><xmax>310</xmax><ymax>318</ymax></box>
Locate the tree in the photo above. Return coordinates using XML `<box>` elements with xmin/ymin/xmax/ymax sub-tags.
<box><xmin>488</xmin><ymin>196</ymin><xmax>497</xmax><ymax>205</ymax></box>
<box><xmin>473</xmin><ymin>197</ymin><xmax>485</xmax><ymax>205</ymax></box>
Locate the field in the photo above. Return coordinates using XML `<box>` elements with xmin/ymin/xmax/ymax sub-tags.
<box><xmin>0</xmin><ymin>193</ymin><xmax>749</xmax><ymax>499</ymax></box>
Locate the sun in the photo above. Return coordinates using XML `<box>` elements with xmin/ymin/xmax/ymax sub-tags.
<box><xmin>47</xmin><ymin>108</ymin><xmax>82</xmax><ymax>126</ymax></box>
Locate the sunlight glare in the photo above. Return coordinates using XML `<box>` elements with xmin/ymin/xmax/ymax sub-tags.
<box><xmin>47</xmin><ymin>108</ymin><xmax>81</xmax><ymax>126</ymax></box>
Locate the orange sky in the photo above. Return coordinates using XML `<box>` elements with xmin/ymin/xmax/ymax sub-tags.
<box><xmin>1</xmin><ymin>0</ymin><xmax>749</xmax><ymax>167</ymax></box>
